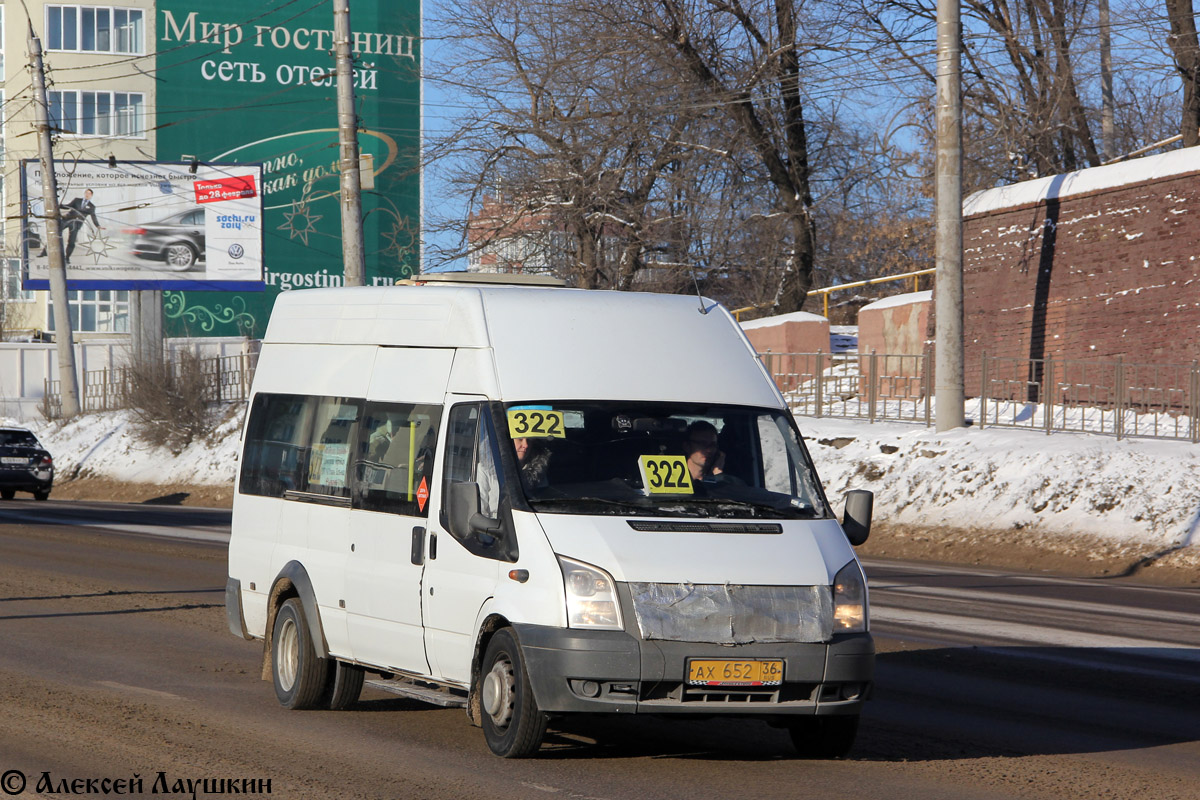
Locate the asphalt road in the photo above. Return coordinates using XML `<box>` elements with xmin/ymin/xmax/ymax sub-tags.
<box><xmin>0</xmin><ymin>498</ymin><xmax>1197</xmax><ymax>800</ymax></box>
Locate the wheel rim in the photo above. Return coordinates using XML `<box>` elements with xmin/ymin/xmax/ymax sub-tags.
<box><xmin>166</xmin><ymin>244</ymin><xmax>194</xmax><ymax>268</ymax></box>
<box><xmin>482</xmin><ymin>656</ymin><xmax>516</xmax><ymax>729</ymax></box>
<box><xmin>277</xmin><ymin>617</ymin><xmax>299</xmax><ymax>692</ymax></box>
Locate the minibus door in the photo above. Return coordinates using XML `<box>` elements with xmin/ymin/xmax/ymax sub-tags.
<box><xmin>343</xmin><ymin>349</ymin><xmax>454</xmax><ymax>676</ymax></box>
<box><xmin>421</xmin><ymin>398</ymin><xmax>503</xmax><ymax>684</ymax></box>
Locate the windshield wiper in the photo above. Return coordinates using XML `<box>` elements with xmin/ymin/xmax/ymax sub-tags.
<box><xmin>529</xmin><ymin>496</ymin><xmax>651</xmax><ymax>512</ymax></box>
<box><xmin>665</xmin><ymin>498</ymin><xmax>816</xmax><ymax>519</ymax></box>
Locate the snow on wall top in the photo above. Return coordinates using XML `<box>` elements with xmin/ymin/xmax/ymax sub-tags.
<box><xmin>860</xmin><ymin>290</ymin><xmax>932</xmax><ymax>312</ymax></box>
<box><xmin>739</xmin><ymin>310</ymin><xmax>828</xmax><ymax>330</ymax></box>
<box><xmin>962</xmin><ymin>146</ymin><xmax>1200</xmax><ymax>218</ymax></box>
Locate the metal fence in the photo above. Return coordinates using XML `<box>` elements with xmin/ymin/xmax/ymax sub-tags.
<box><xmin>762</xmin><ymin>350</ymin><xmax>1200</xmax><ymax>443</ymax></box>
<box><xmin>42</xmin><ymin>353</ymin><xmax>256</xmax><ymax>419</ymax></box>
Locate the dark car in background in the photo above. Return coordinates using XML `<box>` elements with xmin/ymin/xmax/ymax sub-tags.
<box><xmin>125</xmin><ymin>209</ymin><xmax>205</xmax><ymax>271</ymax></box>
<box><xmin>0</xmin><ymin>427</ymin><xmax>54</xmax><ymax>501</ymax></box>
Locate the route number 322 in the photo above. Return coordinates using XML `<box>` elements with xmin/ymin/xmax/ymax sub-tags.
<box><xmin>638</xmin><ymin>455</ymin><xmax>694</xmax><ymax>495</ymax></box>
<box><xmin>507</xmin><ymin>409</ymin><xmax>566</xmax><ymax>438</ymax></box>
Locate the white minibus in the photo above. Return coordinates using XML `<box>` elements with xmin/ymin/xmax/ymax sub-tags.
<box><xmin>226</xmin><ymin>275</ymin><xmax>874</xmax><ymax>758</ymax></box>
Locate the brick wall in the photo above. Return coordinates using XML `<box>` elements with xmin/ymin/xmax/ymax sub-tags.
<box><xmin>929</xmin><ymin>155</ymin><xmax>1200</xmax><ymax>399</ymax></box>
<box><xmin>859</xmin><ymin>292</ymin><xmax>931</xmax><ymax>399</ymax></box>
<box><xmin>740</xmin><ymin>312</ymin><xmax>830</xmax><ymax>354</ymax></box>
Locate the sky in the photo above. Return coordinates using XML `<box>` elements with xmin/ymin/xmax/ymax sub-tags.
<box><xmin>420</xmin><ymin>3</ymin><xmax>470</xmax><ymax>273</ymax></box>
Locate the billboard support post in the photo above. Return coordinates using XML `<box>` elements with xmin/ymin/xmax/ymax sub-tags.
<box><xmin>130</xmin><ymin>291</ymin><xmax>163</xmax><ymax>367</ymax></box>
<box><xmin>27</xmin><ymin>20</ymin><xmax>81</xmax><ymax>418</ymax></box>
<box><xmin>335</xmin><ymin>0</ymin><xmax>366</xmax><ymax>287</ymax></box>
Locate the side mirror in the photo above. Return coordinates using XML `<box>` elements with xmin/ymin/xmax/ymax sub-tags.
<box><xmin>842</xmin><ymin>489</ymin><xmax>873</xmax><ymax>546</ymax></box>
<box><xmin>447</xmin><ymin>481</ymin><xmax>503</xmax><ymax>544</ymax></box>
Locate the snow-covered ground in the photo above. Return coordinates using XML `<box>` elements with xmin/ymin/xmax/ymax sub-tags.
<box><xmin>803</xmin><ymin>417</ymin><xmax>1200</xmax><ymax>560</ymax></box>
<box><xmin>3</xmin><ymin>408</ymin><xmax>244</xmax><ymax>488</ymax></box>
<box><xmin>5</xmin><ymin>406</ymin><xmax>1199</xmax><ymax>567</ymax></box>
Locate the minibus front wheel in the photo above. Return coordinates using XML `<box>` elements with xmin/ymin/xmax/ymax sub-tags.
<box><xmin>480</xmin><ymin>628</ymin><xmax>547</xmax><ymax>757</ymax></box>
<box><xmin>271</xmin><ymin>598</ymin><xmax>331</xmax><ymax>710</ymax></box>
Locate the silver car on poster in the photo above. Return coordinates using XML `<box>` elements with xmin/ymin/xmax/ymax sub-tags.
<box><xmin>126</xmin><ymin>209</ymin><xmax>206</xmax><ymax>271</ymax></box>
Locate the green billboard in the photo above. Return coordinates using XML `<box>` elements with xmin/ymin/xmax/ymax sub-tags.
<box><xmin>156</xmin><ymin>1</ymin><xmax>421</xmax><ymax>337</ymax></box>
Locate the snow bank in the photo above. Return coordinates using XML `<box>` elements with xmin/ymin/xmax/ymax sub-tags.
<box><xmin>3</xmin><ymin>408</ymin><xmax>242</xmax><ymax>486</ymax></box>
<box><xmin>858</xmin><ymin>290</ymin><xmax>932</xmax><ymax>312</ymax></box>
<box><xmin>802</xmin><ymin>417</ymin><xmax>1200</xmax><ymax>553</ymax></box>
<box><xmin>739</xmin><ymin>310</ymin><xmax>827</xmax><ymax>329</ymax></box>
<box><xmin>963</xmin><ymin>146</ymin><xmax>1200</xmax><ymax>217</ymax></box>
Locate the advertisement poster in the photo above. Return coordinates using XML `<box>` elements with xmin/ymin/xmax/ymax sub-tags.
<box><xmin>154</xmin><ymin>1</ymin><xmax>422</xmax><ymax>338</ymax></box>
<box><xmin>22</xmin><ymin>160</ymin><xmax>264</xmax><ymax>290</ymax></box>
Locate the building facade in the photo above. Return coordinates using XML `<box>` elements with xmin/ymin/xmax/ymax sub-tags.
<box><xmin>1</xmin><ymin>1</ymin><xmax>421</xmax><ymax>342</ymax></box>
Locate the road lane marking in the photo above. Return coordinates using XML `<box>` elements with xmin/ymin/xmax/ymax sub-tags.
<box><xmin>0</xmin><ymin>508</ymin><xmax>228</xmax><ymax>543</ymax></box>
<box><xmin>96</xmin><ymin>681</ymin><xmax>183</xmax><ymax>700</ymax></box>
<box><xmin>869</xmin><ymin>584</ymin><xmax>1200</xmax><ymax>626</ymax></box>
<box><xmin>871</xmin><ymin>605</ymin><xmax>1200</xmax><ymax>660</ymax></box>
<box><xmin>862</xmin><ymin>557</ymin><xmax>1200</xmax><ymax>598</ymax></box>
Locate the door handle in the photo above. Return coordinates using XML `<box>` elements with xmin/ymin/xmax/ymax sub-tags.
<box><xmin>411</xmin><ymin>526</ymin><xmax>425</xmax><ymax>565</ymax></box>
<box><xmin>429</xmin><ymin>531</ymin><xmax>438</xmax><ymax>560</ymax></box>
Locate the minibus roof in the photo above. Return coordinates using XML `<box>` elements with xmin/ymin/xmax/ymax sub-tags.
<box><xmin>265</xmin><ymin>285</ymin><xmax>783</xmax><ymax>406</ymax></box>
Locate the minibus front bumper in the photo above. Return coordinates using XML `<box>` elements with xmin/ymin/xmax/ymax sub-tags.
<box><xmin>512</xmin><ymin>623</ymin><xmax>873</xmax><ymax>716</ymax></box>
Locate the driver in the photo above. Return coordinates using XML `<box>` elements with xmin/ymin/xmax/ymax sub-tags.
<box><xmin>684</xmin><ymin>420</ymin><xmax>726</xmax><ymax>482</ymax></box>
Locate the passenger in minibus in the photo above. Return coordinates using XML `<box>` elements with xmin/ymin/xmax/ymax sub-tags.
<box><xmin>513</xmin><ymin>437</ymin><xmax>551</xmax><ymax>489</ymax></box>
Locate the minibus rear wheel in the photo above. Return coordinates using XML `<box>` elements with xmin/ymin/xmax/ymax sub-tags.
<box><xmin>787</xmin><ymin>714</ymin><xmax>859</xmax><ymax>759</ymax></box>
<box><xmin>325</xmin><ymin>662</ymin><xmax>365</xmax><ymax>710</ymax></box>
<box><xmin>271</xmin><ymin>598</ymin><xmax>330</xmax><ymax>709</ymax></box>
<box><xmin>479</xmin><ymin>628</ymin><xmax>547</xmax><ymax>757</ymax></box>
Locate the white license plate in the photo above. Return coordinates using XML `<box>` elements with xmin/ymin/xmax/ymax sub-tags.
<box><xmin>1</xmin><ymin>457</ymin><xmax>28</xmax><ymax>465</ymax></box>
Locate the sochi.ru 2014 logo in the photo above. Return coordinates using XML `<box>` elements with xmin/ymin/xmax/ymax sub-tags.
<box><xmin>228</xmin><ymin>243</ymin><xmax>245</xmax><ymax>259</ymax></box>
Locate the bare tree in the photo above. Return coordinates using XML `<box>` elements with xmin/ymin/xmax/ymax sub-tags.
<box><xmin>867</xmin><ymin>0</ymin><xmax>1104</xmax><ymax>189</ymax></box>
<box><xmin>430</xmin><ymin>0</ymin><xmax>710</xmax><ymax>290</ymax></box>
<box><xmin>614</xmin><ymin>0</ymin><xmax>833</xmax><ymax>313</ymax></box>
<box><xmin>1164</xmin><ymin>0</ymin><xmax>1200</xmax><ymax>144</ymax></box>
<box><xmin>431</xmin><ymin>0</ymin><xmax>894</xmax><ymax>312</ymax></box>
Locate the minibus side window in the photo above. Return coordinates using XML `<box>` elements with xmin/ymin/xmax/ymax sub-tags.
<box><xmin>760</xmin><ymin>413</ymin><xmax>823</xmax><ymax>505</ymax></box>
<box><xmin>353</xmin><ymin>402</ymin><xmax>442</xmax><ymax>517</ymax></box>
<box><xmin>305</xmin><ymin>397</ymin><xmax>363</xmax><ymax>498</ymax></box>
<box><xmin>443</xmin><ymin>404</ymin><xmax>479</xmax><ymax>489</ymax></box>
<box><xmin>240</xmin><ymin>393</ymin><xmax>315</xmax><ymax>497</ymax></box>
<box><xmin>442</xmin><ymin>403</ymin><xmax>506</xmax><ymax>544</ymax></box>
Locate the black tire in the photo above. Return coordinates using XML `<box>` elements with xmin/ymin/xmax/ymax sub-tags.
<box><xmin>271</xmin><ymin>598</ymin><xmax>330</xmax><ymax>710</ymax></box>
<box><xmin>33</xmin><ymin>490</ymin><xmax>50</xmax><ymax>501</ymax></box>
<box><xmin>479</xmin><ymin>628</ymin><xmax>546</xmax><ymax>758</ymax></box>
<box><xmin>787</xmin><ymin>715</ymin><xmax>859</xmax><ymax>759</ymax></box>
<box><xmin>325</xmin><ymin>661</ymin><xmax>365</xmax><ymax>710</ymax></box>
<box><xmin>0</xmin><ymin>489</ymin><xmax>14</xmax><ymax>500</ymax></box>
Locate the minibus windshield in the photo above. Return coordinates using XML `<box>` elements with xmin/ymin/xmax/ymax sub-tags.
<box><xmin>501</xmin><ymin>402</ymin><xmax>828</xmax><ymax>519</ymax></box>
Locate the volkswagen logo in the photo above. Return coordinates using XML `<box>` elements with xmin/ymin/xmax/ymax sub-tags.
<box><xmin>228</xmin><ymin>243</ymin><xmax>245</xmax><ymax>259</ymax></box>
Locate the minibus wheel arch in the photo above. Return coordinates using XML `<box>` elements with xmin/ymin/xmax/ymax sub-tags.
<box><xmin>467</xmin><ymin>614</ymin><xmax>511</xmax><ymax>727</ymax></box>
<box><xmin>260</xmin><ymin>563</ymin><xmax>329</xmax><ymax>681</ymax></box>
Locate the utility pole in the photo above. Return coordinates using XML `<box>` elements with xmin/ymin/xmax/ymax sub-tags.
<box><xmin>27</xmin><ymin>18</ymin><xmax>82</xmax><ymax>418</ymax></box>
<box><xmin>1099</xmin><ymin>0</ymin><xmax>1115</xmax><ymax>162</ymax></box>
<box><xmin>334</xmin><ymin>0</ymin><xmax>365</xmax><ymax>287</ymax></box>
<box><xmin>935</xmin><ymin>0</ymin><xmax>965</xmax><ymax>431</ymax></box>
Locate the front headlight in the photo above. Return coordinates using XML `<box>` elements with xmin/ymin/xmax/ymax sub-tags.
<box><xmin>557</xmin><ymin>556</ymin><xmax>624</xmax><ymax>630</ymax></box>
<box><xmin>832</xmin><ymin>560</ymin><xmax>868</xmax><ymax>633</ymax></box>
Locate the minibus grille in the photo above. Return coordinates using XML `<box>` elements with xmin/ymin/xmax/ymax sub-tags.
<box><xmin>627</xmin><ymin>583</ymin><xmax>832</xmax><ymax>644</ymax></box>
